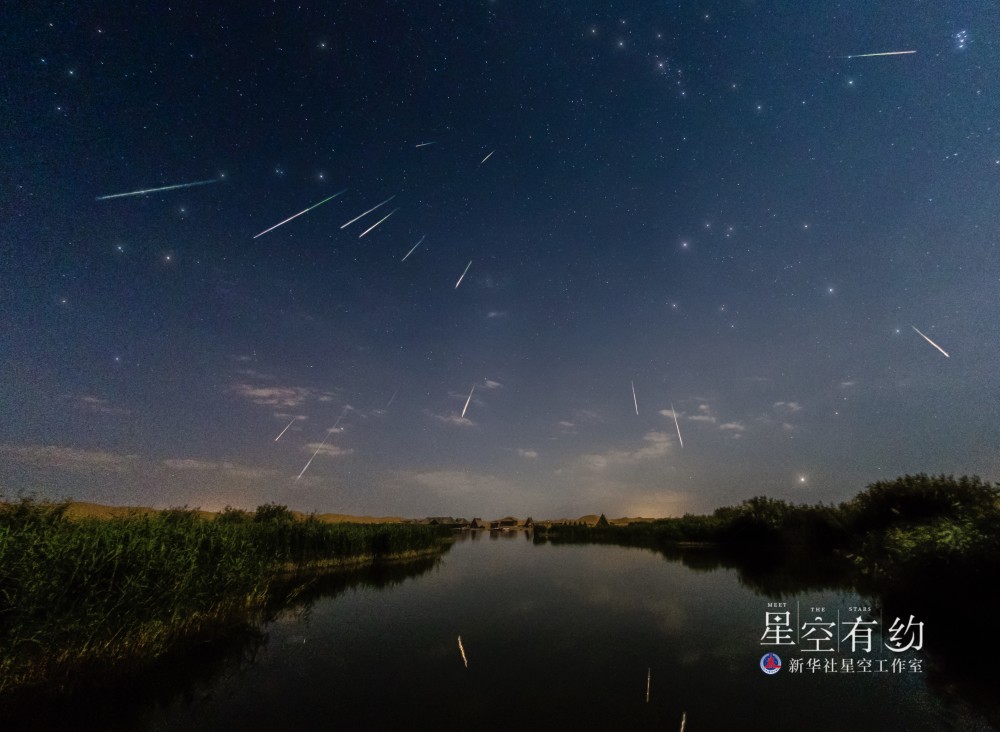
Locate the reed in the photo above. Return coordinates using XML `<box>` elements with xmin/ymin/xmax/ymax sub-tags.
<box><xmin>0</xmin><ymin>498</ymin><xmax>447</xmax><ymax>693</ymax></box>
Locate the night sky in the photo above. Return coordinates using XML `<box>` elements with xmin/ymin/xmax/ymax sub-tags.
<box><xmin>4</xmin><ymin>1</ymin><xmax>1000</xmax><ymax>519</ymax></box>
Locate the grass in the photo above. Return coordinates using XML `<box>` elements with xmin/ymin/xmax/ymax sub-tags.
<box><xmin>0</xmin><ymin>498</ymin><xmax>449</xmax><ymax>694</ymax></box>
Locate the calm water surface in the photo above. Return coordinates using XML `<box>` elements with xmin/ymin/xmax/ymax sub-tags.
<box><xmin>140</xmin><ymin>533</ymin><xmax>992</xmax><ymax>731</ymax></box>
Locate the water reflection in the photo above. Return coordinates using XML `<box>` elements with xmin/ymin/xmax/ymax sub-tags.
<box><xmin>5</xmin><ymin>538</ymin><xmax>996</xmax><ymax>731</ymax></box>
<box><xmin>0</xmin><ymin>556</ymin><xmax>444</xmax><ymax>732</ymax></box>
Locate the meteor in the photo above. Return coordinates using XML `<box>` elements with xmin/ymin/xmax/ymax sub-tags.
<box><xmin>455</xmin><ymin>260</ymin><xmax>472</xmax><ymax>289</ymax></box>
<box><xmin>296</xmin><ymin>428</ymin><xmax>333</xmax><ymax>481</ymax></box>
<box><xmin>415</xmin><ymin>141</ymin><xmax>436</xmax><ymax>148</ymax></box>
<box><xmin>274</xmin><ymin>416</ymin><xmax>297</xmax><ymax>442</ymax></box>
<box><xmin>842</xmin><ymin>50</ymin><xmax>916</xmax><ymax>58</ymax></box>
<box><xmin>358</xmin><ymin>207</ymin><xmax>399</xmax><ymax>238</ymax></box>
<box><xmin>911</xmin><ymin>325</ymin><xmax>950</xmax><ymax>358</ymax></box>
<box><xmin>646</xmin><ymin>668</ymin><xmax>651</xmax><ymax>703</ymax></box>
<box><xmin>252</xmin><ymin>190</ymin><xmax>346</xmax><ymax>239</ymax></box>
<box><xmin>671</xmin><ymin>402</ymin><xmax>684</xmax><ymax>448</ymax></box>
<box><xmin>401</xmin><ymin>235</ymin><xmax>425</xmax><ymax>262</ymax></box>
<box><xmin>457</xmin><ymin>636</ymin><xmax>469</xmax><ymax>668</ymax></box>
<box><xmin>340</xmin><ymin>195</ymin><xmax>395</xmax><ymax>229</ymax></box>
<box><xmin>631</xmin><ymin>381</ymin><xmax>639</xmax><ymax>415</ymax></box>
<box><xmin>385</xmin><ymin>390</ymin><xmax>397</xmax><ymax>409</ymax></box>
<box><xmin>461</xmin><ymin>384</ymin><xmax>475</xmax><ymax>419</ymax></box>
<box><xmin>480</xmin><ymin>150</ymin><xmax>494</xmax><ymax>164</ymax></box>
<box><xmin>296</xmin><ymin>407</ymin><xmax>349</xmax><ymax>480</ymax></box>
<box><xmin>96</xmin><ymin>177</ymin><xmax>221</xmax><ymax>201</ymax></box>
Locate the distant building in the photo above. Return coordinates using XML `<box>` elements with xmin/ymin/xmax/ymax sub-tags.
<box><xmin>469</xmin><ymin>517</ymin><xmax>485</xmax><ymax>529</ymax></box>
<box><xmin>489</xmin><ymin>517</ymin><xmax>519</xmax><ymax>530</ymax></box>
<box><xmin>425</xmin><ymin>516</ymin><xmax>456</xmax><ymax>525</ymax></box>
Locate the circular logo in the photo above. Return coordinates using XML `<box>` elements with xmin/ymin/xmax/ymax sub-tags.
<box><xmin>760</xmin><ymin>652</ymin><xmax>782</xmax><ymax>675</ymax></box>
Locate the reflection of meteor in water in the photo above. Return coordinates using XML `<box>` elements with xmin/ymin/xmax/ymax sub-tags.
<box><xmin>455</xmin><ymin>261</ymin><xmax>472</xmax><ymax>289</ymax></box>
<box><xmin>631</xmin><ymin>381</ymin><xmax>639</xmax><ymax>415</ymax></box>
<box><xmin>340</xmin><ymin>195</ymin><xmax>395</xmax><ymax>229</ymax></box>
<box><xmin>296</xmin><ymin>429</ymin><xmax>333</xmax><ymax>481</ymax></box>
<box><xmin>401</xmin><ymin>235</ymin><xmax>425</xmax><ymax>262</ymax></box>
<box><xmin>358</xmin><ymin>207</ymin><xmax>398</xmax><ymax>238</ymax></box>
<box><xmin>480</xmin><ymin>150</ymin><xmax>494</xmax><ymax>164</ymax></box>
<box><xmin>96</xmin><ymin>177</ymin><xmax>221</xmax><ymax>200</ymax></box>
<box><xmin>461</xmin><ymin>385</ymin><xmax>475</xmax><ymax>419</ymax></box>
<box><xmin>274</xmin><ymin>416</ymin><xmax>297</xmax><ymax>442</ymax></box>
<box><xmin>457</xmin><ymin>635</ymin><xmax>468</xmax><ymax>668</ymax></box>
<box><xmin>912</xmin><ymin>325</ymin><xmax>950</xmax><ymax>358</ymax></box>
<box><xmin>415</xmin><ymin>141</ymin><xmax>436</xmax><ymax>148</ymax></box>
<box><xmin>646</xmin><ymin>667</ymin><xmax>651</xmax><ymax>703</ymax></box>
<box><xmin>680</xmin><ymin>712</ymin><xmax>686</xmax><ymax>732</ymax></box>
<box><xmin>841</xmin><ymin>50</ymin><xmax>916</xmax><ymax>58</ymax></box>
<box><xmin>253</xmin><ymin>190</ymin><xmax>346</xmax><ymax>239</ymax></box>
<box><xmin>671</xmin><ymin>402</ymin><xmax>684</xmax><ymax>448</ymax></box>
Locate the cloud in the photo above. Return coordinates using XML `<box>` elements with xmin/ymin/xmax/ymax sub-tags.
<box><xmin>235</xmin><ymin>369</ymin><xmax>276</xmax><ymax>380</ymax></box>
<box><xmin>162</xmin><ymin>459</ymin><xmax>222</xmax><ymax>470</ymax></box>
<box><xmin>230</xmin><ymin>381</ymin><xmax>343</xmax><ymax>408</ymax></box>
<box><xmin>773</xmin><ymin>401</ymin><xmax>803</xmax><ymax>414</ymax></box>
<box><xmin>1</xmin><ymin>445</ymin><xmax>137</xmax><ymax>473</ymax></box>
<box><xmin>839</xmin><ymin>381</ymin><xmax>856</xmax><ymax>389</ymax></box>
<box><xmin>719</xmin><ymin>421</ymin><xmax>746</xmax><ymax>432</ymax></box>
<box><xmin>483</xmin><ymin>379</ymin><xmax>503</xmax><ymax>390</ymax></box>
<box><xmin>162</xmin><ymin>458</ymin><xmax>282</xmax><ymax>480</ymax></box>
<box><xmin>428</xmin><ymin>411</ymin><xmax>476</xmax><ymax>428</ymax></box>
<box><xmin>688</xmin><ymin>414</ymin><xmax>717</xmax><ymax>424</ymax></box>
<box><xmin>517</xmin><ymin>449</ymin><xmax>539</xmax><ymax>459</ymax></box>
<box><xmin>580</xmin><ymin>431</ymin><xmax>674</xmax><ymax>470</ymax></box>
<box><xmin>486</xmin><ymin>310</ymin><xmax>508</xmax><ymax>319</ymax></box>
<box><xmin>302</xmin><ymin>443</ymin><xmax>353</xmax><ymax>458</ymax></box>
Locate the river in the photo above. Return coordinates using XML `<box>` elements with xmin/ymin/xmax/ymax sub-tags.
<box><xmin>18</xmin><ymin>531</ymin><xmax>997</xmax><ymax>730</ymax></box>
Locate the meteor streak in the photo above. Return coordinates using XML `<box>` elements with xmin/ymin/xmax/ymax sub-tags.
<box><xmin>274</xmin><ymin>416</ymin><xmax>297</xmax><ymax>442</ymax></box>
<box><xmin>385</xmin><ymin>390</ymin><xmax>397</xmax><ymax>409</ymax></box>
<box><xmin>480</xmin><ymin>150</ymin><xmax>494</xmax><ymax>164</ymax></box>
<box><xmin>911</xmin><ymin>325</ymin><xmax>950</xmax><ymax>358</ymax></box>
<box><xmin>646</xmin><ymin>668</ymin><xmax>651</xmax><ymax>703</ymax></box>
<box><xmin>461</xmin><ymin>384</ymin><xmax>475</xmax><ymax>419</ymax></box>
<box><xmin>415</xmin><ymin>141</ymin><xmax>436</xmax><ymax>148</ymax></box>
<box><xmin>296</xmin><ymin>407</ymin><xmax>349</xmax><ymax>480</ymax></box>
<box><xmin>671</xmin><ymin>402</ymin><xmax>684</xmax><ymax>448</ymax></box>
<box><xmin>631</xmin><ymin>381</ymin><xmax>639</xmax><ymax>415</ymax></box>
<box><xmin>457</xmin><ymin>636</ymin><xmax>469</xmax><ymax>668</ymax></box>
<box><xmin>358</xmin><ymin>207</ymin><xmax>399</xmax><ymax>238</ymax></box>
<box><xmin>842</xmin><ymin>50</ymin><xmax>916</xmax><ymax>58</ymax></box>
<box><xmin>296</xmin><ymin>429</ymin><xmax>333</xmax><ymax>481</ymax></box>
<box><xmin>96</xmin><ymin>177</ymin><xmax>221</xmax><ymax>201</ymax></box>
<box><xmin>455</xmin><ymin>260</ymin><xmax>472</xmax><ymax>288</ymax></box>
<box><xmin>252</xmin><ymin>190</ymin><xmax>346</xmax><ymax>239</ymax></box>
<box><xmin>340</xmin><ymin>195</ymin><xmax>395</xmax><ymax>229</ymax></box>
<box><xmin>401</xmin><ymin>235</ymin><xmax>425</xmax><ymax>261</ymax></box>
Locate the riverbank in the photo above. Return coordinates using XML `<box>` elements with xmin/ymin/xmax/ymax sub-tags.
<box><xmin>0</xmin><ymin>499</ymin><xmax>452</xmax><ymax>696</ymax></box>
